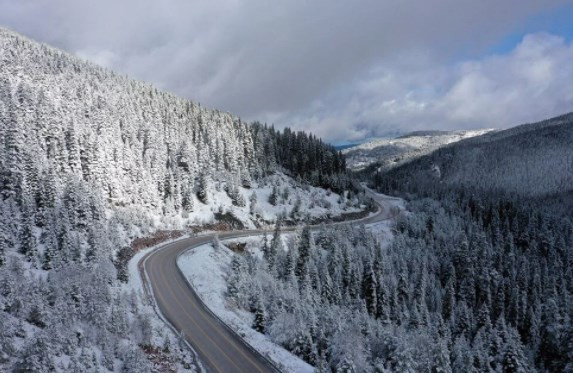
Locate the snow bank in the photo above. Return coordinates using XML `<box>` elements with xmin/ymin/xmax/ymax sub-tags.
<box><xmin>177</xmin><ymin>243</ymin><xmax>314</xmax><ymax>373</ymax></box>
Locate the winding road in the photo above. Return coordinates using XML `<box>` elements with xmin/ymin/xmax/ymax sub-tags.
<box><xmin>138</xmin><ymin>189</ymin><xmax>399</xmax><ymax>372</ymax></box>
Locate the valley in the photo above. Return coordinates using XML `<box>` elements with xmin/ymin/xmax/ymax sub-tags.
<box><xmin>1</xmin><ymin>19</ymin><xmax>572</xmax><ymax>373</ymax></box>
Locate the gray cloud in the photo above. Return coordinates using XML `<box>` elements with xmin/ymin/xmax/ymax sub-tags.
<box><xmin>282</xmin><ymin>32</ymin><xmax>573</xmax><ymax>142</ymax></box>
<box><xmin>1</xmin><ymin>0</ymin><xmax>571</xmax><ymax>142</ymax></box>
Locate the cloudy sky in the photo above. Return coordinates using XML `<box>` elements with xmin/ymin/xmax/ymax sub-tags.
<box><xmin>2</xmin><ymin>1</ymin><xmax>573</xmax><ymax>143</ymax></box>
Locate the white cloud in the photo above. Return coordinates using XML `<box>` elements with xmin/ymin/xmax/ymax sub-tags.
<box><xmin>271</xmin><ymin>33</ymin><xmax>573</xmax><ymax>142</ymax></box>
<box><xmin>1</xmin><ymin>1</ymin><xmax>572</xmax><ymax>142</ymax></box>
<box><xmin>75</xmin><ymin>49</ymin><xmax>117</xmax><ymax>68</ymax></box>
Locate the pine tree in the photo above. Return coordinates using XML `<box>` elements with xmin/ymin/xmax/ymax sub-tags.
<box><xmin>501</xmin><ymin>335</ymin><xmax>527</xmax><ymax>373</ymax></box>
<box><xmin>476</xmin><ymin>302</ymin><xmax>492</xmax><ymax>331</ymax></box>
<box><xmin>4</xmin><ymin>106</ymin><xmax>25</xmax><ymax>199</ymax></box>
<box><xmin>0</xmin><ymin>310</ymin><xmax>15</xmax><ymax>363</ymax></box>
<box><xmin>376</xmin><ymin>282</ymin><xmax>391</xmax><ymax>323</ymax></box>
<box><xmin>101</xmin><ymin>336</ymin><xmax>116</xmax><ymax>371</ymax></box>
<box><xmin>268</xmin><ymin>185</ymin><xmax>279</xmax><ymax>206</ymax></box>
<box><xmin>197</xmin><ymin>172</ymin><xmax>209</xmax><ymax>204</ymax></box>
<box><xmin>362</xmin><ymin>262</ymin><xmax>378</xmax><ymax>316</ymax></box>
<box><xmin>291</xmin><ymin>330</ymin><xmax>316</xmax><ymax>365</ymax></box>
<box><xmin>252</xmin><ymin>297</ymin><xmax>266</xmax><ymax>334</ymax></box>
<box><xmin>0</xmin><ymin>235</ymin><xmax>6</xmax><ymax>266</ymax></box>
<box><xmin>451</xmin><ymin>336</ymin><xmax>473</xmax><ymax>372</ymax></box>
<box><xmin>182</xmin><ymin>186</ymin><xmax>194</xmax><ymax>212</ymax></box>
<box><xmin>284</xmin><ymin>246</ymin><xmax>295</xmax><ymax>281</ymax></box>
<box><xmin>290</xmin><ymin>196</ymin><xmax>302</xmax><ymax>220</ymax></box>
<box><xmin>26</xmin><ymin>303</ymin><xmax>47</xmax><ymax>328</ymax></box>
<box><xmin>249</xmin><ymin>191</ymin><xmax>257</xmax><ymax>215</ymax></box>
<box><xmin>266</xmin><ymin>222</ymin><xmax>281</xmax><ymax>269</ymax></box>
<box><xmin>443</xmin><ymin>277</ymin><xmax>456</xmax><ymax>321</ymax></box>
<box><xmin>226</xmin><ymin>179</ymin><xmax>245</xmax><ymax>207</ymax></box>
<box><xmin>397</xmin><ymin>272</ymin><xmax>409</xmax><ymax>312</ymax></box>
<box><xmin>19</xmin><ymin>216</ymin><xmax>37</xmax><ymax>262</ymax></box>
<box><xmin>295</xmin><ymin>226</ymin><xmax>312</xmax><ymax>278</ymax></box>
<box><xmin>431</xmin><ymin>340</ymin><xmax>452</xmax><ymax>373</ymax></box>
<box><xmin>66</xmin><ymin>122</ymin><xmax>81</xmax><ymax>174</ymax></box>
<box><xmin>16</xmin><ymin>333</ymin><xmax>55</xmax><ymax>373</ymax></box>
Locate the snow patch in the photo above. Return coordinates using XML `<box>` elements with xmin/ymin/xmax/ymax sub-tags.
<box><xmin>177</xmin><ymin>243</ymin><xmax>314</xmax><ymax>373</ymax></box>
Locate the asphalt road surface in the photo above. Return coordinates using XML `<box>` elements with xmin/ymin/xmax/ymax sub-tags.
<box><xmin>140</xmin><ymin>189</ymin><xmax>398</xmax><ymax>372</ymax></box>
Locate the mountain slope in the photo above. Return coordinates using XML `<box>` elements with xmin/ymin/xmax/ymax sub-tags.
<box><xmin>0</xmin><ymin>27</ymin><xmax>358</xmax><ymax>372</ymax></box>
<box><xmin>369</xmin><ymin>112</ymin><xmax>573</xmax><ymax>371</ymax></box>
<box><xmin>0</xmin><ymin>27</ymin><xmax>349</xmax><ymax>212</ymax></box>
<box><xmin>375</xmin><ymin>112</ymin><xmax>573</xmax><ymax>202</ymax></box>
<box><xmin>344</xmin><ymin>129</ymin><xmax>493</xmax><ymax>170</ymax></box>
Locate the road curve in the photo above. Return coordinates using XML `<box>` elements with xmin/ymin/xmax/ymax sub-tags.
<box><xmin>139</xmin><ymin>190</ymin><xmax>397</xmax><ymax>373</ymax></box>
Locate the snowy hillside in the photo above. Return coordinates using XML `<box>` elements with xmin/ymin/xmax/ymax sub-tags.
<box><xmin>0</xmin><ymin>27</ymin><xmax>359</xmax><ymax>372</ymax></box>
<box><xmin>368</xmin><ymin>112</ymin><xmax>573</xmax><ymax>371</ymax></box>
<box><xmin>343</xmin><ymin>129</ymin><xmax>494</xmax><ymax>170</ymax></box>
<box><xmin>376</xmin><ymin>112</ymin><xmax>573</xmax><ymax>202</ymax></box>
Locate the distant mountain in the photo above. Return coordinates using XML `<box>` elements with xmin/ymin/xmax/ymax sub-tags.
<box><xmin>396</xmin><ymin>130</ymin><xmax>451</xmax><ymax>139</ymax></box>
<box><xmin>343</xmin><ymin>129</ymin><xmax>493</xmax><ymax>170</ymax></box>
<box><xmin>375</xmin><ymin>112</ymin><xmax>573</xmax><ymax>207</ymax></box>
<box><xmin>334</xmin><ymin>143</ymin><xmax>361</xmax><ymax>151</ymax></box>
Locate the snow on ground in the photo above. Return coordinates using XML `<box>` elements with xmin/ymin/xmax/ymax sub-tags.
<box><xmin>119</xmin><ymin>172</ymin><xmax>367</xmax><ymax>372</ymax></box>
<box><xmin>189</xmin><ymin>172</ymin><xmax>359</xmax><ymax>227</ymax></box>
<box><xmin>126</xmin><ymin>235</ymin><xmax>200</xmax><ymax>372</ymax></box>
<box><xmin>177</xmin><ymin>242</ymin><xmax>314</xmax><ymax>373</ymax></box>
<box><xmin>116</xmin><ymin>172</ymin><xmax>361</xmax><ymax>241</ymax></box>
<box><xmin>367</xmin><ymin>197</ymin><xmax>405</xmax><ymax>249</ymax></box>
<box><xmin>176</xmin><ymin>189</ymin><xmax>405</xmax><ymax>373</ymax></box>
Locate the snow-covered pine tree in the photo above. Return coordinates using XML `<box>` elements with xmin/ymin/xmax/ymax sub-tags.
<box><xmin>268</xmin><ymin>185</ymin><xmax>279</xmax><ymax>206</ymax></box>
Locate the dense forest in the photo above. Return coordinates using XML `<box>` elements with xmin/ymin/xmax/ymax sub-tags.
<box><xmin>228</xmin><ymin>115</ymin><xmax>573</xmax><ymax>372</ymax></box>
<box><xmin>369</xmin><ymin>116</ymin><xmax>573</xmax><ymax>371</ymax></box>
<box><xmin>226</xmin><ymin>202</ymin><xmax>573</xmax><ymax>371</ymax></box>
<box><xmin>0</xmin><ymin>27</ymin><xmax>351</xmax><ymax>371</ymax></box>
<box><xmin>369</xmin><ymin>113</ymin><xmax>573</xmax><ymax>204</ymax></box>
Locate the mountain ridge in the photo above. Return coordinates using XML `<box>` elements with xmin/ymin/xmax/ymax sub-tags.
<box><xmin>374</xmin><ymin>112</ymin><xmax>573</xmax><ymax>205</ymax></box>
<box><xmin>343</xmin><ymin>128</ymin><xmax>494</xmax><ymax>170</ymax></box>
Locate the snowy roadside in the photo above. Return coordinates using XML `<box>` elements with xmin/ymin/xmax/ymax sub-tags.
<box><xmin>364</xmin><ymin>189</ymin><xmax>406</xmax><ymax>249</ymax></box>
<box><xmin>126</xmin><ymin>235</ymin><xmax>201</xmax><ymax>372</ymax></box>
<box><xmin>177</xmin><ymin>240</ymin><xmax>315</xmax><ymax>373</ymax></box>
<box><xmin>175</xmin><ymin>190</ymin><xmax>405</xmax><ymax>373</ymax></box>
<box><xmin>127</xmin><ymin>234</ymin><xmax>190</xmax><ymax>304</ymax></box>
<box><xmin>118</xmin><ymin>173</ymin><xmax>371</xmax><ymax>372</ymax></box>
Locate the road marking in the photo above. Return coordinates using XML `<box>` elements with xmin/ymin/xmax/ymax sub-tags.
<box><xmin>153</xmin><ymin>252</ymin><xmax>250</xmax><ymax>372</ymax></box>
<box><xmin>160</xmin><ymin>243</ymin><xmax>266</xmax><ymax>373</ymax></box>
<box><xmin>146</xmin><ymin>263</ymin><xmax>222</xmax><ymax>372</ymax></box>
<box><xmin>143</xmin><ymin>190</ymin><xmax>399</xmax><ymax>372</ymax></box>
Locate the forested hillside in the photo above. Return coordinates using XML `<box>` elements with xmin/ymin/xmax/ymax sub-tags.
<box><xmin>364</xmin><ymin>114</ymin><xmax>573</xmax><ymax>371</ymax></box>
<box><xmin>0</xmin><ymin>27</ymin><xmax>348</xmax><ymax>212</ymax></box>
<box><xmin>373</xmin><ymin>113</ymin><xmax>573</xmax><ymax>203</ymax></box>
<box><xmin>344</xmin><ymin>129</ymin><xmax>492</xmax><ymax>170</ymax></box>
<box><xmin>226</xmin><ymin>202</ymin><xmax>573</xmax><ymax>371</ymax></box>
<box><xmin>0</xmin><ymin>27</ymin><xmax>352</xmax><ymax>371</ymax></box>
<box><xmin>222</xmin><ymin>114</ymin><xmax>573</xmax><ymax>371</ymax></box>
